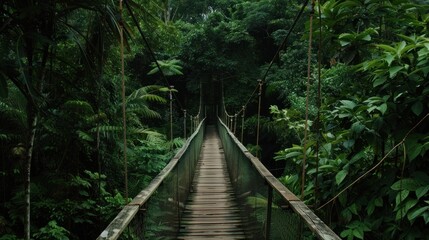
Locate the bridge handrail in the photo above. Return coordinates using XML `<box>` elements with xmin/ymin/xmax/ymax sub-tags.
<box><xmin>217</xmin><ymin>117</ymin><xmax>340</xmax><ymax>240</ymax></box>
<box><xmin>97</xmin><ymin>118</ymin><xmax>206</xmax><ymax>240</ymax></box>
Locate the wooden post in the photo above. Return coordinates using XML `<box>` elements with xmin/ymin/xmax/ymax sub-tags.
<box><xmin>241</xmin><ymin>106</ymin><xmax>246</xmax><ymax>142</ymax></box>
<box><xmin>265</xmin><ymin>185</ymin><xmax>273</xmax><ymax>240</ymax></box>
<box><xmin>256</xmin><ymin>79</ymin><xmax>263</xmax><ymax>158</ymax></box>
<box><xmin>169</xmin><ymin>86</ymin><xmax>174</xmax><ymax>144</ymax></box>
<box><xmin>233</xmin><ymin>114</ymin><xmax>237</xmax><ymax>135</ymax></box>
<box><xmin>184</xmin><ymin>109</ymin><xmax>187</xmax><ymax>139</ymax></box>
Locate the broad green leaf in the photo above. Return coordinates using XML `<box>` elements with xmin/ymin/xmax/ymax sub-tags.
<box><xmin>378</xmin><ymin>103</ymin><xmax>387</xmax><ymax>115</ymax></box>
<box><xmin>336</xmin><ymin>169</ymin><xmax>348</xmax><ymax>185</ymax></box>
<box><xmin>351</xmin><ymin>122</ymin><xmax>365</xmax><ymax>134</ymax></box>
<box><xmin>373</xmin><ymin>76</ymin><xmax>387</xmax><ymax>87</ymax></box>
<box><xmin>353</xmin><ymin>229</ymin><xmax>364</xmax><ymax>239</ymax></box>
<box><xmin>384</xmin><ymin>53</ymin><xmax>394</xmax><ymax>66</ymax></box>
<box><xmin>339</xmin><ymin>113</ymin><xmax>352</xmax><ymax>118</ymax></box>
<box><xmin>404</xmin><ymin>199</ymin><xmax>418</xmax><ymax>213</ymax></box>
<box><xmin>339</xmin><ymin>33</ymin><xmax>353</xmax><ymax>47</ymax></box>
<box><xmin>284</xmin><ymin>151</ymin><xmax>302</xmax><ymax>159</ymax></box>
<box><xmin>389</xmin><ymin>66</ymin><xmax>404</xmax><ymax>78</ymax></box>
<box><xmin>416</xmin><ymin>185</ymin><xmax>429</xmax><ymax>199</ymax></box>
<box><xmin>350</xmin><ymin>151</ymin><xmax>365</xmax><ymax>164</ymax></box>
<box><xmin>408</xmin><ymin>144</ymin><xmax>423</xmax><ymax>161</ymax></box>
<box><xmin>343</xmin><ymin>139</ymin><xmax>355</xmax><ymax>148</ymax></box>
<box><xmin>361</xmin><ymin>34</ymin><xmax>371</xmax><ymax>41</ymax></box>
<box><xmin>340</xmin><ymin>229</ymin><xmax>352</xmax><ymax>238</ymax></box>
<box><xmin>424</xmin><ymin>212</ymin><xmax>429</xmax><ymax>224</ymax></box>
<box><xmin>377</xmin><ymin>44</ymin><xmax>396</xmax><ymax>53</ymax></box>
<box><xmin>391</xmin><ymin>179</ymin><xmax>421</xmax><ymax>191</ymax></box>
<box><xmin>396</xmin><ymin>208</ymin><xmax>406</xmax><ymax>221</ymax></box>
<box><xmin>411</xmin><ymin>101</ymin><xmax>423</xmax><ymax>116</ymax></box>
<box><xmin>367</xmin><ymin>202</ymin><xmax>375</xmax><ymax>215</ymax></box>
<box><xmin>397</xmin><ymin>41</ymin><xmax>406</xmax><ymax>55</ymax></box>
<box><xmin>407</xmin><ymin>206</ymin><xmax>429</xmax><ymax>221</ymax></box>
<box><xmin>322</xmin><ymin>143</ymin><xmax>332</xmax><ymax>154</ymax></box>
<box><xmin>340</xmin><ymin>40</ymin><xmax>350</xmax><ymax>47</ymax></box>
<box><xmin>349</xmin><ymin>203</ymin><xmax>358</xmax><ymax>215</ymax></box>
<box><xmin>396</xmin><ymin>190</ymin><xmax>410</xmax><ymax>205</ymax></box>
<box><xmin>340</xmin><ymin>100</ymin><xmax>357</xmax><ymax>109</ymax></box>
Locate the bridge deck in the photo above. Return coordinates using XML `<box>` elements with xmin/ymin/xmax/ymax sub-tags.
<box><xmin>178</xmin><ymin>126</ymin><xmax>246</xmax><ymax>239</ymax></box>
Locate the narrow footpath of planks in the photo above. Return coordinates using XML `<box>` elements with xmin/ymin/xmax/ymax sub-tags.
<box><xmin>178</xmin><ymin>126</ymin><xmax>246</xmax><ymax>240</ymax></box>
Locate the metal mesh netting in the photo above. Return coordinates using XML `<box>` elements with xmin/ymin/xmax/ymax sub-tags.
<box><xmin>217</xmin><ymin>117</ymin><xmax>334</xmax><ymax>240</ymax></box>
<box><xmin>99</xmin><ymin>120</ymin><xmax>205</xmax><ymax>240</ymax></box>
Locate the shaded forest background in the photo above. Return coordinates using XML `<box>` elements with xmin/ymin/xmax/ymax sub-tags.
<box><xmin>1</xmin><ymin>0</ymin><xmax>429</xmax><ymax>239</ymax></box>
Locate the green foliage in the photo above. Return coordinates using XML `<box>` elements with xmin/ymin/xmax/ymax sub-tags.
<box><xmin>1</xmin><ymin>0</ymin><xmax>429</xmax><ymax>239</ymax></box>
<box><xmin>270</xmin><ymin>1</ymin><xmax>429</xmax><ymax>238</ymax></box>
<box><xmin>148</xmin><ymin>59</ymin><xmax>184</xmax><ymax>76</ymax></box>
<box><xmin>0</xmin><ymin>235</ymin><xmax>20</xmax><ymax>240</ymax></box>
<box><xmin>33</xmin><ymin>221</ymin><xmax>70</xmax><ymax>240</ymax></box>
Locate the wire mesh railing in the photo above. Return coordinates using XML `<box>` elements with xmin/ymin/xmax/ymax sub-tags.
<box><xmin>97</xmin><ymin>119</ymin><xmax>205</xmax><ymax>240</ymax></box>
<box><xmin>217</xmin><ymin>117</ymin><xmax>340</xmax><ymax>240</ymax></box>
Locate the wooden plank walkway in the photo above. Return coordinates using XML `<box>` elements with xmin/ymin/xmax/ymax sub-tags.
<box><xmin>178</xmin><ymin>126</ymin><xmax>246</xmax><ymax>239</ymax></box>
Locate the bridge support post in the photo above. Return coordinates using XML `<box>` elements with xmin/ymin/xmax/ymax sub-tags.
<box><xmin>265</xmin><ymin>185</ymin><xmax>273</xmax><ymax>240</ymax></box>
<box><xmin>184</xmin><ymin>109</ymin><xmax>187</xmax><ymax>139</ymax></box>
<box><xmin>233</xmin><ymin>114</ymin><xmax>237</xmax><ymax>135</ymax></box>
<box><xmin>241</xmin><ymin>106</ymin><xmax>245</xmax><ymax>142</ymax></box>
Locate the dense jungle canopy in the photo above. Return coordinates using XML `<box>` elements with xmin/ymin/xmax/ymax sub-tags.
<box><xmin>1</xmin><ymin>0</ymin><xmax>429</xmax><ymax>239</ymax></box>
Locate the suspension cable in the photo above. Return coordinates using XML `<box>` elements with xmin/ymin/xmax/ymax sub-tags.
<box><xmin>119</xmin><ymin>0</ymin><xmax>129</xmax><ymax>202</ymax></box>
<box><xmin>301</xmin><ymin>0</ymin><xmax>315</xmax><ymax>200</ymax></box>
<box><xmin>317</xmin><ymin>113</ymin><xmax>429</xmax><ymax>211</ymax></box>
<box><xmin>314</xmin><ymin>0</ymin><xmax>323</xmax><ymax>207</ymax></box>
<box><xmin>256</xmin><ymin>79</ymin><xmax>263</xmax><ymax>158</ymax></box>
<box><xmin>261</xmin><ymin>0</ymin><xmax>311</xmax><ymax>84</ymax></box>
<box><xmin>124</xmin><ymin>0</ymin><xmax>185</xmax><ymax>111</ymax></box>
<box><xmin>226</xmin><ymin>0</ymin><xmax>311</xmax><ymax>122</ymax></box>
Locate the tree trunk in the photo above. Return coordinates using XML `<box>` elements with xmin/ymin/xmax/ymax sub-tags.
<box><xmin>24</xmin><ymin>111</ymin><xmax>38</xmax><ymax>240</ymax></box>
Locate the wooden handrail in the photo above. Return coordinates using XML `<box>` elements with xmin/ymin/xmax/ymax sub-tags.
<box><xmin>218</xmin><ymin>117</ymin><xmax>341</xmax><ymax>240</ymax></box>
<box><xmin>97</xmin><ymin>119</ymin><xmax>206</xmax><ymax>240</ymax></box>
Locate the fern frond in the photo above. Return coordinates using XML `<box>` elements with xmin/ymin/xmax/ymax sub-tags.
<box><xmin>126</xmin><ymin>105</ymin><xmax>161</xmax><ymax>119</ymax></box>
<box><xmin>76</xmin><ymin>130</ymin><xmax>94</xmax><ymax>142</ymax></box>
<box><xmin>148</xmin><ymin>59</ymin><xmax>184</xmax><ymax>76</ymax></box>
<box><xmin>89</xmin><ymin>125</ymin><xmax>122</xmax><ymax>133</ymax></box>
<box><xmin>142</xmin><ymin>94</ymin><xmax>167</xmax><ymax>103</ymax></box>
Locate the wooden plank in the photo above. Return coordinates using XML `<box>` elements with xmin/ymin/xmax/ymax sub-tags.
<box><xmin>178</xmin><ymin>126</ymin><xmax>246</xmax><ymax>239</ymax></box>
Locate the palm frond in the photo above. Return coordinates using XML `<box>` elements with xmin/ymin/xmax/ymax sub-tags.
<box><xmin>126</xmin><ymin>104</ymin><xmax>161</xmax><ymax>119</ymax></box>
<box><xmin>148</xmin><ymin>59</ymin><xmax>184</xmax><ymax>76</ymax></box>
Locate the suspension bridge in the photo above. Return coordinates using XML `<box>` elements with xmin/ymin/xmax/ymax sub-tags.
<box><xmin>97</xmin><ymin>0</ymin><xmax>340</xmax><ymax>238</ymax></box>
<box><xmin>97</xmin><ymin>102</ymin><xmax>341</xmax><ymax>239</ymax></box>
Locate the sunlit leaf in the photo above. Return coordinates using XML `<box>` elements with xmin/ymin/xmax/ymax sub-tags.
<box><xmin>336</xmin><ymin>169</ymin><xmax>348</xmax><ymax>185</ymax></box>
<box><xmin>340</xmin><ymin>100</ymin><xmax>357</xmax><ymax>109</ymax></box>
<box><xmin>389</xmin><ymin>66</ymin><xmax>404</xmax><ymax>78</ymax></box>
<box><xmin>407</xmin><ymin>206</ymin><xmax>428</xmax><ymax>221</ymax></box>
<box><xmin>373</xmin><ymin>76</ymin><xmax>387</xmax><ymax>87</ymax></box>
<box><xmin>416</xmin><ymin>185</ymin><xmax>429</xmax><ymax>199</ymax></box>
